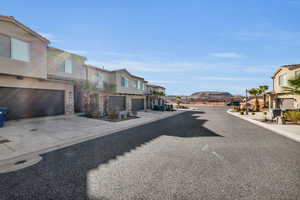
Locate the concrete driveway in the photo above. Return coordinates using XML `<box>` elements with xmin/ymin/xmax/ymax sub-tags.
<box><xmin>0</xmin><ymin>111</ymin><xmax>182</xmax><ymax>166</ymax></box>
<box><xmin>0</xmin><ymin>107</ymin><xmax>299</xmax><ymax>200</ymax></box>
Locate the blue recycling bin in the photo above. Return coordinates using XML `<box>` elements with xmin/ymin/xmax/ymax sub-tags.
<box><xmin>0</xmin><ymin>107</ymin><xmax>8</xmax><ymax>117</ymax></box>
<box><xmin>0</xmin><ymin>111</ymin><xmax>4</xmax><ymax>128</ymax></box>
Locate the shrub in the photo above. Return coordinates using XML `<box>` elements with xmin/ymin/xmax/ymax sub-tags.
<box><xmin>283</xmin><ymin>111</ymin><xmax>300</xmax><ymax>123</ymax></box>
<box><xmin>263</xmin><ymin>111</ymin><xmax>267</xmax><ymax>115</ymax></box>
<box><xmin>240</xmin><ymin>111</ymin><xmax>244</xmax><ymax>115</ymax></box>
<box><xmin>252</xmin><ymin>112</ymin><xmax>255</xmax><ymax>115</ymax></box>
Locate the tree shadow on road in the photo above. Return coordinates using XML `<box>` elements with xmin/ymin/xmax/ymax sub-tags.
<box><xmin>0</xmin><ymin>111</ymin><xmax>222</xmax><ymax>200</ymax></box>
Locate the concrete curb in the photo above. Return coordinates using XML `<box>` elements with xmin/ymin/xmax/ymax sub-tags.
<box><xmin>226</xmin><ymin>109</ymin><xmax>300</xmax><ymax>143</ymax></box>
<box><xmin>0</xmin><ymin>111</ymin><xmax>186</xmax><ymax>171</ymax></box>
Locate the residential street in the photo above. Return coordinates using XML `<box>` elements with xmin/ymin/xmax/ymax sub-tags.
<box><xmin>0</xmin><ymin>107</ymin><xmax>299</xmax><ymax>200</ymax></box>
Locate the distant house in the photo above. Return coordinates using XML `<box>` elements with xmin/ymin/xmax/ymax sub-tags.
<box><xmin>268</xmin><ymin>64</ymin><xmax>300</xmax><ymax>110</ymax></box>
<box><xmin>146</xmin><ymin>84</ymin><xmax>165</xmax><ymax>109</ymax></box>
<box><xmin>85</xmin><ymin>65</ymin><xmax>148</xmax><ymax>115</ymax></box>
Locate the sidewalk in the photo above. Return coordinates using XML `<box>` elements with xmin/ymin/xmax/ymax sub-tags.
<box><xmin>0</xmin><ymin>110</ymin><xmax>184</xmax><ymax>173</ymax></box>
<box><xmin>227</xmin><ymin>110</ymin><xmax>300</xmax><ymax>143</ymax></box>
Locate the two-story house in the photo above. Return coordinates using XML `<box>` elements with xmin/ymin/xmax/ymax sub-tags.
<box><xmin>85</xmin><ymin>65</ymin><xmax>147</xmax><ymax>115</ymax></box>
<box><xmin>146</xmin><ymin>84</ymin><xmax>166</xmax><ymax>109</ymax></box>
<box><xmin>268</xmin><ymin>64</ymin><xmax>300</xmax><ymax>110</ymax></box>
<box><xmin>47</xmin><ymin>47</ymin><xmax>87</xmax><ymax>113</ymax></box>
<box><xmin>0</xmin><ymin>16</ymin><xmax>77</xmax><ymax>120</ymax></box>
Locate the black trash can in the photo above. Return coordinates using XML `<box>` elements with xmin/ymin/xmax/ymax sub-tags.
<box><xmin>272</xmin><ymin>109</ymin><xmax>281</xmax><ymax>119</ymax></box>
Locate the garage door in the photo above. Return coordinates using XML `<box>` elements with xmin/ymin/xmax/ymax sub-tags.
<box><xmin>132</xmin><ymin>98</ymin><xmax>144</xmax><ymax>111</ymax></box>
<box><xmin>107</xmin><ymin>96</ymin><xmax>126</xmax><ymax>112</ymax></box>
<box><xmin>0</xmin><ymin>87</ymin><xmax>65</xmax><ymax>120</ymax></box>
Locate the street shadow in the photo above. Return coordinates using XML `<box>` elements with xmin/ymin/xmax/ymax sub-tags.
<box><xmin>0</xmin><ymin>111</ymin><xmax>222</xmax><ymax>200</ymax></box>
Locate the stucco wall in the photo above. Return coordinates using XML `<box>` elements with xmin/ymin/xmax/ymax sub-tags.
<box><xmin>0</xmin><ymin>74</ymin><xmax>74</xmax><ymax>114</ymax></box>
<box><xmin>47</xmin><ymin>48</ymin><xmax>86</xmax><ymax>81</ymax></box>
<box><xmin>0</xmin><ymin>20</ymin><xmax>48</xmax><ymax>79</ymax></box>
<box><xmin>87</xmin><ymin>67</ymin><xmax>115</xmax><ymax>88</ymax></box>
<box><xmin>273</xmin><ymin>67</ymin><xmax>300</xmax><ymax>93</ymax></box>
<box><xmin>115</xmin><ymin>71</ymin><xmax>146</xmax><ymax>95</ymax></box>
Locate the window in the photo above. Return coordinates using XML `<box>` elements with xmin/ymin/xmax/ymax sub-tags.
<box><xmin>295</xmin><ymin>70</ymin><xmax>300</xmax><ymax>78</ymax></box>
<box><xmin>141</xmin><ymin>82</ymin><xmax>145</xmax><ymax>90</ymax></box>
<box><xmin>134</xmin><ymin>80</ymin><xmax>138</xmax><ymax>89</ymax></box>
<box><xmin>64</xmin><ymin>59</ymin><xmax>72</xmax><ymax>73</ymax></box>
<box><xmin>96</xmin><ymin>71</ymin><xmax>103</xmax><ymax>87</ymax></box>
<box><xmin>0</xmin><ymin>34</ymin><xmax>11</xmax><ymax>58</ymax></box>
<box><xmin>279</xmin><ymin>74</ymin><xmax>287</xmax><ymax>86</ymax></box>
<box><xmin>137</xmin><ymin>81</ymin><xmax>142</xmax><ymax>90</ymax></box>
<box><xmin>121</xmin><ymin>77</ymin><xmax>128</xmax><ymax>87</ymax></box>
<box><xmin>11</xmin><ymin>38</ymin><xmax>30</xmax><ymax>62</ymax></box>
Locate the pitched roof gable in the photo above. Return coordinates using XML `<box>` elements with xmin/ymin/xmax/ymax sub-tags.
<box><xmin>0</xmin><ymin>15</ymin><xmax>49</xmax><ymax>43</ymax></box>
<box><xmin>272</xmin><ymin>64</ymin><xmax>300</xmax><ymax>78</ymax></box>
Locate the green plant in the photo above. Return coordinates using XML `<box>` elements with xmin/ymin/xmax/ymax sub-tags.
<box><xmin>176</xmin><ymin>96</ymin><xmax>182</xmax><ymax>107</ymax></box>
<box><xmin>282</xmin><ymin>75</ymin><xmax>300</xmax><ymax>95</ymax></box>
<box><xmin>259</xmin><ymin>85</ymin><xmax>269</xmax><ymax>108</ymax></box>
<box><xmin>108</xmin><ymin>109</ymin><xmax>119</xmax><ymax>119</ymax></box>
<box><xmin>263</xmin><ymin>111</ymin><xmax>267</xmax><ymax>115</ymax></box>
<box><xmin>283</xmin><ymin>111</ymin><xmax>300</xmax><ymax>123</ymax></box>
<box><xmin>252</xmin><ymin>112</ymin><xmax>255</xmax><ymax>115</ymax></box>
<box><xmin>233</xmin><ymin>106</ymin><xmax>240</xmax><ymax>112</ymax></box>
<box><xmin>248</xmin><ymin>88</ymin><xmax>262</xmax><ymax>112</ymax></box>
<box><xmin>240</xmin><ymin>111</ymin><xmax>244</xmax><ymax>115</ymax></box>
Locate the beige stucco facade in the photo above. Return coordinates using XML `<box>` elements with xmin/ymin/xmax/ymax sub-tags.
<box><xmin>47</xmin><ymin>47</ymin><xmax>86</xmax><ymax>82</ymax></box>
<box><xmin>0</xmin><ymin>18</ymin><xmax>48</xmax><ymax>79</ymax></box>
<box><xmin>269</xmin><ymin>65</ymin><xmax>300</xmax><ymax>109</ymax></box>
<box><xmin>0</xmin><ymin>16</ymin><xmax>75</xmax><ymax>117</ymax></box>
<box><xmin>86</xmin><ymin>65</ymin><xmax>115</xmax><ymax>90</ymax></box>
<box><xmin>114</xmin><ymin>70</ymin><xmax>147</xmax><ymax>95</ymax></box>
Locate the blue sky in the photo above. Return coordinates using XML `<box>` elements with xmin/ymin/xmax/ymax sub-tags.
<box><xmin>2</xmin><ymin>0</ymin><xmax>300</xmax><ymax>95</ymax></box>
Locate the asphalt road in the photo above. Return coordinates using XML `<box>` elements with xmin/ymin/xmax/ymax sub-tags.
<box><xmin>0</xmin><ymin>107</ymin><xmax>299</xmax><ymax>200</ymax></box>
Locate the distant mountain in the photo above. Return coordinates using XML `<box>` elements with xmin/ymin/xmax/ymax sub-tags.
<box><xmin>189</xmin><ymin>91</ymin><xmax>233</xmax><ymax>102</ymax></box>
<box><xmin>190</xmin><ymin>91</ymin><xmax>233</xmax><ymax>97</ymax></box>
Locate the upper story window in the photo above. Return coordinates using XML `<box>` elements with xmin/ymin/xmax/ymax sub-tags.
<box><xmin>142</xmin><ymin>83</ymin><xmax>145</xmax><ymax>90</ymax></box>
<box><xmin>64</xmin><ymin>59</ymin><xmax>72</xmax><ymax>73</ymax></box>
<box><xmin>0</xmin><ymin>34</ymin><xmax>30</xmax><ymax>62</ymax></box>
<box><xmin>295</xmin><ymin>70</ymin><xmax>300</xmax><ymax>78</ymax></box>
<box><xmin>134</xmin><ymin>80</ymin><xmax>138</xmax><ymax>89</ymax></box>
<box><xmin>121</xmin><ymin>76</ymin><xmax>128</xmax><ymax>88</ymax></box>
<box><xmin>279</xmin><ymin>73</ymin><xmax>287</xmax><ymax>86</ymax></box>
<box><xmin>96</xmin><ymin>71</ymin><xmax>103</xmax><ymax>87</ymax></box>
<box><xmin>11</xmin><ymin>38</ymin><xmax>30</xmax><ymax>62</ymax></box>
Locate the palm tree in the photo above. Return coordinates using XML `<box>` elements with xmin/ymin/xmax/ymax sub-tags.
<box><xmin>282</xmin><ymin>75</ymin><xmax>300</xmax><ymax>95</ymax></box>
<box><xmin>259</xmin><ymin>85</ymin><xmax>269</xmax><ymax>108</ymax></box>
<box><xmin>248</xmin><ymin>88</ymin><xmax>261</xmax><ymax>112</ymax></box>
<box><xmin>176</xmin><ymin>96</ymin><xmax>182</xmax><ymax>107</ymax></box>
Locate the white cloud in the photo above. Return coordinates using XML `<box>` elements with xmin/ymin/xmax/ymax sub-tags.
<box><xmin>194</xmin><ymin>76</ymin><xmax>265</xmax><ymax>81</ymax></box>
<box><xmin>87</xmin><ymin>60</ymin><xmax>202</xmax><ymax>72</ymax></box>
<box><xmin>209</xmin><ymin>52</ymin><xmax>242</xmax><ymax>58</ymax></box>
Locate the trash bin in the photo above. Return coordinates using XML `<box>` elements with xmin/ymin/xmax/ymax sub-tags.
<box><xmin>272</xmin><ymin>109</ymin><xmax>281</xmax><ymax>119</ymax></box>
<box><xmin>0</xmin><ymin>107</ymin><xmax>8</xmax><ymax>121</ymax></box>
<box><xmin>0</xmin><ymin>111</ymin><xmax>4</xmax><ymax>128</ymax></box>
